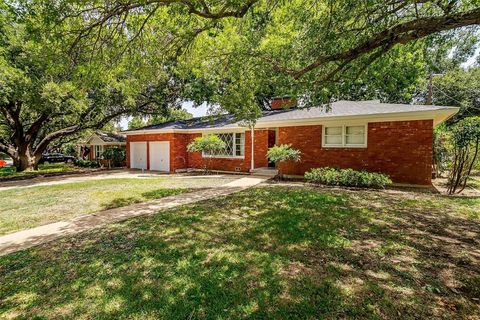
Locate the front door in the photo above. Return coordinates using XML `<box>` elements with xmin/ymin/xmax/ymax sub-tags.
<box><xmin>268</xmin><ymin>129</ymin><xmax>276</xmax><ymax>168</ymax></box>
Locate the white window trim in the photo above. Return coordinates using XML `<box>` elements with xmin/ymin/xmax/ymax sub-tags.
<box><xmin>322</xmin><ymin>124</ymin><xmax>367</xmax><ymax>148</ymax></box>
<box><xmin>94</xmin><ymin>145</ymin><xmax>104</xmax><ymax>158</ymax></box>
<box><xmin>201</xmin><ymin>132</ymin><xmax>246</xmax><ymax>159</ymax></box>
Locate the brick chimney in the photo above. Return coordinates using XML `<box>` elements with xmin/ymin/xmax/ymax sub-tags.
<box><xmin>270</xmin><ymin>96</ymin><xmax>297</xmax><ymax>110</ymax></box>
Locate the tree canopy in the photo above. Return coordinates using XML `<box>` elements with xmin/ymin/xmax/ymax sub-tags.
<box><xmin>430</xmin><ymin>67</ymin><xmax>480</xmax><ymax>123</ymax></box>
<box><xmin>0</xmin><ymin>1</ymin><xmax>183</xmax><ymax>170</ymax></box>
<box><xmin>63</xmin><ymin>0</ymin><xmax>480</xmax><ymax>108</ymax></box>
<box><xmin>1</xmin><ymin>0</ymin><xmax>480</xmax><ymax>171</ymax></box>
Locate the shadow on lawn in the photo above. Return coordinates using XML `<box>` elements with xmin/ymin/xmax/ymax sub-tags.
<box><xmin>0</xmin><ymin>187</ymin><xmax>479</xmax><ymax>319</ymax></box>
<box><xmin>102</xmin><ymin>188</ymin><xmax>189</xmax><ymax>210</ymax></box>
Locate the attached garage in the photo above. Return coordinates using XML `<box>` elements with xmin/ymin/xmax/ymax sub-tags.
<box><xmin>130</xmin><ymin>142</ymin><xmax>147</xmax><ymax>169</ymax></box>
<box><xmin>149</xmin><ymin>141</ymin><xmax>170</xmax><ymax>172</ymax></box>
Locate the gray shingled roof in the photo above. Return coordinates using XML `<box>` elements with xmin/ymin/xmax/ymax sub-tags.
<box><xmin>127</xmin><ymin>100</ymin><xmax>457</xmax><ymax>132</ymax></box>
<box><xmin>257</xmin><ymin>100</ymin><xmax>457</xmax><ymax>123</ymax></box>
<box><xmin>96</xmin><ymin>132</ymin><xmax>126</xmax><ymax>143</ymax></box>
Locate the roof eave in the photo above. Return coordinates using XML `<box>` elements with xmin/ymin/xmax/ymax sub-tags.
<box><xmin>123</xmin><ymin>107</ymin><xmax>460</xmax><ymax>135</ymax></box>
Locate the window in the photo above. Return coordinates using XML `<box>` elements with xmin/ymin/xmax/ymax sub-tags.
<box><xmin>95</xmin><ymin>145</ymin><xmax>103</xmax><ymax>159</ymax></box>
<box><xmin>204</xmin><ymin>133</ymin><xmax>245</xmax><ymax>158</ymax></box>
<box><xmin>324</xmin><ymin>126</ymin><xmax>343</xmax><ymax>146</ymax></box>
<box><xmin>322</xmin><ymin>125</ymin><xmax>366</xmax><ymax>147</ymax></box>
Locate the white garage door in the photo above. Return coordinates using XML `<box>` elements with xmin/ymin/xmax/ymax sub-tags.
<box><xmin>149</xmin><ymin>141</ymin><xmax>170</xmax><ymax>172</ymax></box>
<box><xmin>130</xmin><ymin>142</ymin><xmax>147</xmax><ymax>169</ymax></box>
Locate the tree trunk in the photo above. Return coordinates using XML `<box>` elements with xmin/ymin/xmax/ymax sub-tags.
<box><xmin>14</xmin><ymin>149</ymin><xmax>41</xmax><ymax>172</ymax></box>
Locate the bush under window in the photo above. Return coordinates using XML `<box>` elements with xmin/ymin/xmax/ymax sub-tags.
<box><xmin>305</xmin><ymin>167</ymin><xmax>392</xmax><ymax>189</ymax></box>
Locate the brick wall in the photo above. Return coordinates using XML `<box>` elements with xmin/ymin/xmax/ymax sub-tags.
<box><xmin>277</xmin><ymin>120</ymin><xmax>433</xmax><ymax>185</ymax></box>
<box><xmin>125</xmin><ymin>120</ymin><xmax>433</xmax><ymax>184</ymax></box>
<box><xmin>126</xmin><ymin>129</ymin><xmax>270</xmax><ymax>173</ymax></box>
<box><xmin>185</xmin><ymin>130</ymin><xmax>269</xmax><ymax>172</ymax></box>
<box><xmin>127</xmin><ymin>133</ymin><xmax>177</xmax><ymax>173</ymax></box>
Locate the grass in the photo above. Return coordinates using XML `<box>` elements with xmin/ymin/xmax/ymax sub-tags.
<box><xmin>468</xmin><ymin>175</ymin><xmax>480</xmax><ymax>189</ymax></box>
<box><xmin>0</xmin><ymin>163</ymin><xmax>77</xmax><ymax>178</ymax></box>
<box><xmin>0</xmin><ymin>178</ymin><xmax>191</xmax><ymax>235</ymax></box>
<box><xmin>0</xmin><ymin>185</ymin><xmax>479</xmax><ymax>319</ymax></box>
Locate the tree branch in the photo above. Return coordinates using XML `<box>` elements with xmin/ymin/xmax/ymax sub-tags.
<box><xmin>33</xmin><ymin>99</ymin><xmax>155</xmax><ymax>156</ymax></box>
<box><xmin>0</xmin><ymin>139</ymin><xmax>16</xmax><ymax>158</ymax></box>
<box><xmin>291</xmin><ymin>7</ymin><xmax>480</xmax><ymax>79</ymax></box>
<box><xmin>24</xmin><ymin>113</ymin><xmax>50</xmax><ymax>145</ymax></box>
<box><xmin>70</xmin><ymin>0</ymin><xmax>258</xmax><ymax>52</ymax></box>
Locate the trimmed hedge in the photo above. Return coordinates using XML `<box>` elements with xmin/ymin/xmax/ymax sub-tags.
<box><xmin>74</xmin><ymin>159</ymin><xmax>100</xmax><ymax>168</ymax></box>
<box><xmin>305</xmin><ymin>167</ymin><xmax>392</xmax><ymax>189</ymax></box>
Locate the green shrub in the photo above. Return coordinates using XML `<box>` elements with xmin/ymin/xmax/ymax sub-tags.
<box><xmin>266</xmin><ymin>144</ymin><xmax>301</xmax><ymax>164</ymax></box>
<box><xmin>74</xmin><ymin>159</ymin><xmax>99</xmax><ymax>168</ymax></box>
<box><xmin>62</xmin><ymin>143</ymin><xmax>77</xmax><ymax>157</ymax></box>
<box><xmin>447</xmin><ymin>117</ymin><xmax>480</xmax><ymax>194</ymax></box>
<box><xmin>187</xmin><ymin>135</ymin><xmax>226</xmax><ymax>172</ymax></box>
<box><xmin>187</xmin><ymin>135</ymin><xmax>226</xmax><ymax>154</ymax></box>
<box><xmin>102</xmin><ymin>147</ymin><xmax>126</xmax><ymax>167</ymax></box>
<box><xmin>305</xmin><ymin>167</ymin><xmax>392</xmax><ymax>189</ymax></box>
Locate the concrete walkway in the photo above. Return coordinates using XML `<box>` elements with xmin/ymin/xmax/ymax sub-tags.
<box><xmin>0</xmin><ymin>170</ymin><xmax>188</xmax><ymax>191</ymax></box>
<box><xmin>0</xmin><ymin>177</ymin><xmax>266</xmax><ymax>256</ymax></box>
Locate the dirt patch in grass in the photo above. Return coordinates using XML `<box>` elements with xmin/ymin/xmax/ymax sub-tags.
<box><xmin>0</xmin><ymin>186</ymin><xmax>479</xmax><ymax>319</ymax></box>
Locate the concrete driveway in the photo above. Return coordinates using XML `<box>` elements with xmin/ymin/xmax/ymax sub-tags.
<box><xmin>0</xmin><ymin>169</ymin><xmax>244</xmax><ymax>191</ymax></box>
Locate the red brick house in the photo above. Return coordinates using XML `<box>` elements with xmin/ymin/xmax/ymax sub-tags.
<box><xmin>124</xmin><ymin>99</ymin><xmax>458</xmax><ymax>185</ymax></box>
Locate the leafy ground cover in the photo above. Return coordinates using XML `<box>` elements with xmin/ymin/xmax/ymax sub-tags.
<box><xmin>0</xmin><ymin>163</ymin><xmax>77</xmax><ymax>178</ymax></box>
<box><xmin>0</xmin><ymin>185</ymin><xmax>479</xmax><ymax>319</ymax></box>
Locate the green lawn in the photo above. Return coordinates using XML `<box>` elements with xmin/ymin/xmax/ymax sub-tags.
<box><xmin>1</xmin><ymin>186</ymin><xmax>479</xmax><ymax>319</ymax></box>
<box><xmin>0</xmin><ymin>163</ymin><xmax>77</xmax><ymax>178</ymax></box>
<box><xmin>0</xmin><ymin>178</ymin><xmax>190</xmax><ymax>235</ymax></box>
<box><xmin>469</xmin><ymin>176</ymin><xmax>480</xmax><ymax>189</ymax></box>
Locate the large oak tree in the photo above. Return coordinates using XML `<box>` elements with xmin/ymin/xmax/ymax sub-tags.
<box><xmin>0</xmin><ymin>1</ymin><xmax>186</xmax><ymax>171</ymax></box>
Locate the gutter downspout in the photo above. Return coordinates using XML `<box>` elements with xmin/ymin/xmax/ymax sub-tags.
<box><xmin>250</xmin><ymin>124</ymin><xmax>255</xmax><ymax>172</ymax></box>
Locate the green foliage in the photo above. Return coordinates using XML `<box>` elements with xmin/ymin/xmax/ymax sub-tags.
<box><xmin>0</xmin><ymin>163</ymin><xmax>74</xmax><ymax>178</ymax></box>
<box><xmin>305</xmin><ymin>167</ymin><xmax>392</xmax><ymax>189</ymax></box>
<box><xmin>187</xmin><ymin>135</ymin><xmax>226</xmax><ymax>172</ymax></box>
<box><xmin>431</xmin><ymin>68</ymin><xmax>480</xmax><ymax>123</ymax></box>
<box><xmin>74</xmin><ymin>159</ymin><xmax>100</xmax><ymax>168</ymax></box>
<box><xmin>187</xmin><ymin>135</ymin><xmax>226</xmax><ymax>155</ymax></box>
<box><xmin>147</xmin><ymin>108</ymin><xmax>193</xmax><ymax>125</ymax></box>
<box><xmin>180</xmin><ymin>1</ymin><xmax>479</xmax><ymax>111</ymax></box>
<box><xmin>433</xmin><ymin>125</ymin><xmax>452</xmax><ymax>177</ymax></box>
<box><xmin>61</xmin><ymin>144</ymin><xmax>77</xmax><ymax>157</ymax></box>
<box><xmin>0</xmin><ymin>152</ymin><xmax>8</xmax><ymax>160</ymax></box>
<box><xmin>266</xmin><ymin>144</ymin><xmax>301</xmax><ymax>164</ymax></box>
<box><xmin>128</xmin><ymin>117</ymin><xmax>147</xmax><ymax>130</ymax></box>
<box><xmin>0</xmin><ymin>1</ymin><xmax>188</xmax><ymax>171</ymax></box>
<box><xmin>447</xmin><ymin>117</ymin><xmax>480</xmax><ymax>194</ymax></box>
<box><xmin>102</xmin><ymin>148</ymin><xmax>126</xmax><ymax>167</ymax></box>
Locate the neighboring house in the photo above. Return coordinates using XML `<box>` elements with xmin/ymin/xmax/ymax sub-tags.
<box><xmin>77</xmin><ymin>132</ymin><xmax>126</xmax><ymax>164</ymax></box>
<box><xmin>123</xmin><ymin>98</ymin><xmax>458</xmax><ymax>185</ymax></box>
